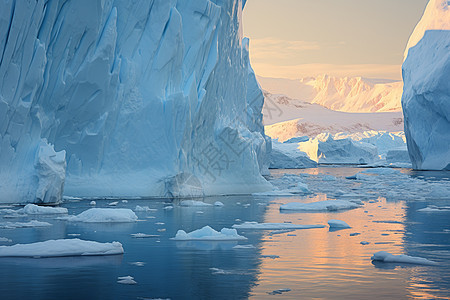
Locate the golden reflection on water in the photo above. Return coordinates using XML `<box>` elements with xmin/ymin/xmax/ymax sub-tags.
<box><xmin>248</xmin><ymin>194</ymin><xmax>443</xmax><ymax>299</ymax></box>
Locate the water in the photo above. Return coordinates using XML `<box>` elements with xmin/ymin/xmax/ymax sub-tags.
<box><xmin>0</xmin><ymin>167</ymin><xmax>449</xmax><ymax>299</ymax></box>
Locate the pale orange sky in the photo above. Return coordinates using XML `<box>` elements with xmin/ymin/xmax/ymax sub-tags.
<box><xmin>243</xmin><ymin>0</ymin><xmax>428</xmax><ymax>80</ymax></box>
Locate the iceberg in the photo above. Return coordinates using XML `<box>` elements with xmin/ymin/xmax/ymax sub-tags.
<box><xmin>328</xmin><ymin>220</ymin><xmax>351</xmax><ymax>229</ymax></box>
<box><xmin>0</xmin><ymin>239</ymin><xmax>123</xmax><ymax>257</ymax></box>
<box><xmin>270</xmin><ymin>140</ymin><xmax>317</xmax><ymax>169</ymax></box>
<box><xmin>0</xmin><ymin>0</ymin><xmax>271</xmax><ymax>203</ymax></box>
<box><xmin>298</xmin><ymin>133</ymin><xmax>378</xmax><ymax>165</ymax></box>
<box><xmin>20</xmin><ymin>204</ymin><xmax>68</xmax><ymax>215</ymax></box>
<box><xmin>402</xmin><ymin>0</ymin><xmax>450</xmax><ymax>170</ymax></box>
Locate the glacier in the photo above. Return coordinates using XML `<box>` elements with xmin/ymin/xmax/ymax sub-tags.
<box><xmin>0</xmin><ymin>0</ymin><xmax>271</xmax><ymax>204</ymax></box>
<box><xmin>402</xmin><ymin>0</ymin><xmax>450</xmax><ymax>170</ymax></box>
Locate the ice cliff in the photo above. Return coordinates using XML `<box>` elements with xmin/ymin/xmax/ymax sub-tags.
<box><xmin>402</xmin><ymin>0</ymin><xmax>450</xmax><ymax>170</ymax></box>
<box><xmin>0</xmin><ymin>0</ymin><xmax>271</xmax><ymax>203</ymax></box>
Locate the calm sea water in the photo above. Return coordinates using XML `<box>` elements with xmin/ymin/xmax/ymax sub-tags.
<box><xmin>0</xmin><ymin>167</ymin><xmax>449</xmax><ymax>300</ymax></box>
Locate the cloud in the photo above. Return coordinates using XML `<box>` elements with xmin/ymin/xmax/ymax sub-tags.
<box><xmin>249</xmin><ymin>38</ymin><xmax>320</xmax><ymax>61</ymax></box>
<box><xmin>250</xmin><ymin>62</ymin><xmax>402</xmax><ymax>81</ymax></box>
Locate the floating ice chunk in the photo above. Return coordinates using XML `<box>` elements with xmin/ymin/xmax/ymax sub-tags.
<box><xmin>117</xmin><ymin>276</ymin><xmax>137</xmax><ymax>285</ymax></box>
<box><xmin>67</xmin><ymin>234</ymin><xmax>81</xmax><ymax>237</ymax></box>
<box><xmin>131</xmin><ymin>233</ymin><xmax>159</xmax><ymax>238</ymax></box>
<box><xmin>268</xmin><ymin>288</ymin><xmax>291</xmax><ymax>295</ymax></box>
<box><xmin>262</xmin><ymin>255</ymin><xmax>280</xmax><ymax>259</ymax></box>
<box><xmin>360</xmin><ymin>168</ymin><xmax>401</xmax><ymax>175</ymax></box>
<box><xmin>371</xmin><ymin>251</ymin><xmax>438</xmax><ymax>265</ymax></box>
<box><xmin>65</xmin><ymin>208</ymin><xmax>138</xmax><ymax>223</ymax></box>
<box><xmin>122</xmin><ymin>200</ymin><xmax>128</xmax><ymax>203</ymax></box>
<box><xmin>19</xmin><ymin>204</ymin><xmax>68</xmax><ymax>215</ymax></box>
<box><xmin>322</xmin><ymin>175</ymin><xmax>337</xmax><ymax>181</ymax></box>
<box><xmin>0</xmin><ymin>220</ymin><xmax>52</xmax><ymax>229</ymax></box>
<box><xmin>0</xmin><ymin>237</ymin><xmax>12</xmax><ymax>242</ymax></box>
<box><xmin>417</xmin><ymin>205</ymin><xmax>450</xmax><ymax>212</ymax></box>
<box><xmin>270</xmin><ymin>229</ymin><xmax>296</xmax><ymax>235</ymax></box>
<box><xmin>350</xmin><ymin>232</ymin><xmax>361</xmax><ymax>236</ymax></box>
<box><xmin>210</xmin><ymin>268</ymin><xmax>250</xmax><ymax>275</ymax></box>
<box><xmin>90</xmin><ymin>201</ymin><xmax>96</xmax><ymax>206</ymax></box>
<box><xmin>252</xmin><ymin>191</ymin><xmax>295</xmax><ymax>197</ymax></box>
<box><xmin>214</xmin><ymin>201</ymin><xmax>224</xmax><ymax>207</ymax></box>
<box><xmin>360</xmin><ymin>241</ymin><xmax>370</xmax><ymax>245</ymax></box>
<box><xmin>232</xmin><ymin>222</ymin><xmax>325</xmax><ymax>230</ymax></box>
<box><xmin>130</xmin><ymin>262</ymin><xmax>146</xmax><ymax>267</ymax></box>
<box><xmin>163</xmin><ymin>206</ymin><xmax>174</xmax><ymax>210</ymax></box>
<box><xmin>171</xmin><ymin>226</ymin><xmax>247</xmax><ymax>241</ymax></box>
<box><xmin>108</xmin><ymin>201</ymin><xmax>119</xmax><ymax>206</ymax></box>
<box><xmin>134</xmin><ymin>205</ymin><xmax>155</xmax><ymax>212</ymax></box>
<box><xmin>233</xmin><ymin>244</ymin><xmax>256</xmax><ymax>249</ymax></box>
<box><xmin>179</xmin><ymin>200</ymin><xmax>212</xmax><ymax>207</ymax></box>
<box><xmin>0</xmin><ymin>239</ymin><xmax>123</xmax><ymax>257</ymax></box>
<box><xmin>328</xmin><ymin>220</ymin><xmax>351</xmax><ymax>229</ymax></box>
<box><xmin>280</xmin><ymin>200</ymin><xmax>361</xmax><ymax>211</ymax></box>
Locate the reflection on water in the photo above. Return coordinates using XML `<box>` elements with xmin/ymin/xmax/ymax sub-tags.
<box><xmin>0</xmin><ymin>167</ymin><xmax>448</xmax><ymax>299</ymax></box>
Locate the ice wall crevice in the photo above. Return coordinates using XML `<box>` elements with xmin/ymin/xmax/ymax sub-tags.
<box><xmin>0</xmin><ymin>0</ymin><xmax>270</xmax><ymax>202</ymax></box>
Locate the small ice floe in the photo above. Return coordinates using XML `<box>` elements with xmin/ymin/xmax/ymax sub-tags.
<box><xmin>417</xmin><ymin>205</ymin><xmax>450</xmax><ymax>212</ymax></box>
<box><xmin>268</xmin><ymin>288</ymin><xmax>291</xmax><ymax>295</ymax></box>
<box><xmin>252</xmin><ymin>191</ymin><xmax>295</xmax><ymax>197</ymax></box>
<box><xmin>67</xmin><ymin>234</ymin><xmax>81</xmax><ymax>237</ymax></box>
<box><xmin>131</xmin><ymin>233</ymin><xmax>160</xmax><ymax>238</ymax></box>
<box><xmin>196</xmin><ymin>211</ymin><xmax>204</xmax><ymax>214</ymax></box>
<box><xmin>262</xmin><ymin>255</ymin><xmax>280</xmax><ymax>259</ymax></box>
<box><xmin>328</xmin><ymin>220</ymin><xmax>351</xmax><ymax>229</ymax></box>
<box><xmin>210</xmin><ymin>268</ymin><xmax>250</xmax><ymax>275</ymax></box>
<box><xmin>117</xmin><ymin>276</ymin><xmax>137</xmax><ymax>285</ymax></box>
<box><xmin>63</xmin><ymin>196</ymin><xmax>83</xmax><ymax>201</ymax></box>
<box><xmin>64</xmin><ymin>208</ymin><xmax>138</xmax><ymax>223</ymax></box>
<box><xmin>90</xmin><ymin>201</ymin><xmax>96</xmax><ymax>206</ymax></box>
<box><xmin>135</xmin><ymin>205</ymin><xmax>156</xmax><ymax>212</ymax></box>
<box><xmin>163</xmin><ymin>206</ymin><xmax>174</xmax><ymax>210</ymax></box>
<box><xmin>18</xmin><ymin>204</ymin><xmax>68</xmax><ymax>215</ymax></box>
<box><xmin>157</xmin><ymin>229</ymin><xmax>166</xmax><ymax>232</ymax></box>
<box><xmin>179</xmin><ymin>200</ymin><xmax>212</xmax><ymax>207</ymax></box>
<box><xmin>233</xmin><ymin>244</ymin><xmax>255</xmax><ymax>249</ymax></box>
<box><xmin>322</xmin><ymin>175</ymin><xmax>337</xmax><ymax>181</ymax></box>
<box><xmin>232</xmin><ymin>222</ymin><xmax>324</xmax><ymax>230</ymax></box>
<box><xmin>373</xmin><ymin>220</ymin><xmax>402</xmax><ymax>224</ymax></box>
<box><xmin>280</xmin><ymin>200</ymin><xmax>361</xmax><ymax>212</ymax></box>
<box><xmin>350</xmin><ymin>232</ymin><xmax>361</xmax><ymax>236</ymax></box>
<box><xmin>0</xmin><ymin>237</ymin><xmax>12</xmax><ymax>242</ymax></box>
<box><xmin>0</xmin><ymin>239</ymin><xmax>123</xmax><ymax>257</ymax></box>
<box><xmin>155</xmin><ymin>222</ymin><xmax>165</xmax><ymax>225</ymax></box>
<box><xmin>360</xmin><ymin>241</ymin><xmax>370</xmax><ymax>245</ymax></box>
<box><xmin>108</xmin><ymin>201</ymin><xmax>119</xmax><ymax>206</ymax></box>
<box><xmin>371</xmin><ymin>251</ymin><xmax>438</xmax><ymax>265</ymax></box>
<box><xmin>171</xmin><ymin>226</ymin><xmax>247</xmax><ymax>241</ymax></box>
<box><xmin>130</xmin><ymin>262</ymin><xmax>146</xmax><ymax>267</ymax></box>
<box><xmin>269</xmin><ymin>229</ymin><xmax>295</xmax><ymax>235</ymax></box>
<box><xmin>0</xmin><ymin>220</ymin><xmax>52</xmax><ymax>229</ymax></box>
<box><xmin>214</xmin><ymin>201</ymin><xmax>224</xmax><ymax>207</ymax></box>
<box><xmin>122</xmin><ymin>200</ymin><xmax>128</xmax><ymax>203</ymax></box>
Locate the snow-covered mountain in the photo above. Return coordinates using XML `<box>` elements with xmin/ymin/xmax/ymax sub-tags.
<box><xmin>0</xmin><ymin>0</ymin><xmax>271</xmax><ymax>203</ymax></box>
<box><xmin>263</xmin><ymin>92</ymin><xmax>404</xmax><ymax>142</ymax></box>
<box><xmin>402</xmin><ymin>0</ymin><xmax>450</xmax><ymax>170</ymax></box>
<box><xmin>257</xmin><ymin>75</ymin><xmax>403</xmax><ymax>113</ymax></box>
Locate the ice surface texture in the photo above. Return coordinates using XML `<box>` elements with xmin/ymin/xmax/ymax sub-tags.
<box><xmin>0</xmin><ymin>0</ymin><xmax>270</xmax><ymax>203</ymax></box>
<box><xmin>402</xmin><ymin>0</ymin><xmax>450</xmax><ymax>170</ymax></box>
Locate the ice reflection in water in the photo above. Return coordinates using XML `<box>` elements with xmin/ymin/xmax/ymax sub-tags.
<box><xmin>0</xmin><ymin>167</ymin><xmax>447</xmax><ymax>299</ymax></box>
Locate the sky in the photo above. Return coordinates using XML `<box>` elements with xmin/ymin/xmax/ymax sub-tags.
<box><xmin>243</xmin><ymin>0</ymin><xmax>429</xmax><ymax>80</ymax></box>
